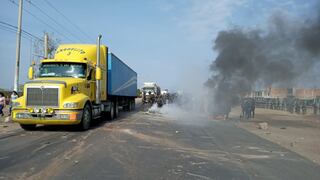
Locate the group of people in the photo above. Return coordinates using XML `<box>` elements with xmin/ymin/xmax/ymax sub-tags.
<box><xmin>142</xmin><ymin>91</ymin><xmax>175</xmax><ymax>108</ymax></box>
<box><xmin>241</xmin><ymin>98</ymin><xmax>256</xmax><ymax>119</ymax></box>
<box><xmin>256</xmin><ymin>97</ymin><xmax>320</xmax><ymax>115</ymax></box>
<box><xmin>0</xmin><ymin>91</ymin><xmax>19</xmax><ymax>117</ymax></box>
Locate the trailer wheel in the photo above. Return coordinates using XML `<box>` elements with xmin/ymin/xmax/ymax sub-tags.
<box><xmin>108</xmin><ymin>102</ymin><xmax>114</xmax><ymax>120</ymax></box>
<box><xmin>114</xmin><ymin>101</ymin><xmax>119</xmax><ymax>118</ymax></box>
<box><xmin>79</xmin><ymin>104</ymin><xmax>92</xmax><ymax>130</ymax></box>
<box><xmin>128</xmin><ymin>101</ymin><xmax>132</xmax><ymax>111</ymax></box>
<box><xmin>20</xmin><ymin>124</ymin><xmax>36</xmax><ymax>131</ymax></box>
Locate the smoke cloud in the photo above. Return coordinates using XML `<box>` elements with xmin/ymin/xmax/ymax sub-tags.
<box><xmin>206</xmin><ymin>11</ymin><xmax>320</xmax><ymax>115</ymax></box>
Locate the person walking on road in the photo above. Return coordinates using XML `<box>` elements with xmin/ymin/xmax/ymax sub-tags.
<box><xmin>9</xmin><ymin>91</ymin><xmax>18</xmax><ymax>116</ymax></box>
<box><xmin>0</xmin><ymin>92</ymin><xmax>6</xmax><ymax>116</ymax></box>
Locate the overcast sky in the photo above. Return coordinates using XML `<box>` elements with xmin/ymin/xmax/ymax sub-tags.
<box><xmin>0</xmin><ymin>0</ymin><xmax>317</xmax><ymax>91</ymax></box>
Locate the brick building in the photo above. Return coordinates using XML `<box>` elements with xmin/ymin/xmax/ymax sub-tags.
<box><xmin>251</xmin><ymin>87</ymin><xmax>320</xmax><ymax>99</ymax></box>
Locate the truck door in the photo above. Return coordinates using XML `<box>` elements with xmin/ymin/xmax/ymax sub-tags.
<box><xmin>86</xmin><ymin>68</ymin><xmax>96</xmax><ymax>100</ymax></box>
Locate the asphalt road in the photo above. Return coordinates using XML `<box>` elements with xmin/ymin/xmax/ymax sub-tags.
<box><xmin>1</xmin><ymin>104</ymin><xmax>320</xmax><ymax>180</ymax></box>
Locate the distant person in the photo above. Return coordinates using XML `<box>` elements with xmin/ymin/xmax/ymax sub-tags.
<box><xmin>9</xmin><ymin>91</ymin><xmax>18</xmax><ymax>116</ymax></box>
<box><xmin>142</xmin><ymin>91</ymin><xmax>146</xmax><ymax>103</ymax></box>
<box><xmin>0</xmin><ymin>92</ymin><xmax>6</xmax><ymax>116</ymax></box>
<box><xmin>251</xmin><ymin>98</ymin><xmax>256</xmax><ymax>118</ymax></box>
<box><xmin>313</xmin><ymin>102</ymin><xmax>318</xmax><ymax>115</ymax></box>
<box><xmin>240</xmin><ymin>98</ymin><xmax>245</xmax><ymax>118</ymax></box>
<box><xmin>302</xmin><ymin>103</ymin><xmax>307</xmax><ymax>115</ymax></box>
<box><xmin>149</xmin><ymin>91</ymin><xmax>155</xmax><ymax>104</ymax></box>
<box><xmin>224</xmin><ymin>103</ymin><xmax>231</xmax><ymax>120</ymax></box>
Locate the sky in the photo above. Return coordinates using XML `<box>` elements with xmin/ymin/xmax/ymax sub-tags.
<box><xmin>0</xmin><ymin>0</ymin><xmax>318</xmax><ymax>92</ymax></box>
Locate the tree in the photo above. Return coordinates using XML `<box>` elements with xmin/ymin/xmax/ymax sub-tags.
<box><xmin>46</xmin><ymin>32</ymin><xmax>60</xmax><ymax>58</ymax></box>
<box><xmin>33</xmin><ymin>32</ymin><xmax>60</xmax><ymax>62</ymax></box>
<box><xmin>137</xmin><ymin>89</ymin><xmax>142</xmax><ymax>97</ymax></box>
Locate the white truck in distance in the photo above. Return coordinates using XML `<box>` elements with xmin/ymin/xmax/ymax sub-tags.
<box><xmin>142</xmin><ymin>82</ymin><xmax>161</xmax><ymax>104</ymax></box>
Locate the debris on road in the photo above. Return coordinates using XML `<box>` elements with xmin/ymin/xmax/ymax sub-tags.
<box><xmin>257</xmin><ymin>122</ymin><xmax>268</xmax><ymax>130</ymax></box>
<box><xmin>236</xmin><ymin>107</ymin><xmax>320</xmax><ymax>165</ymax></box>
<box><xmin>4</xmin><ymin>117</ymin><xmax>12</xmax><ymax>123</ymax></box>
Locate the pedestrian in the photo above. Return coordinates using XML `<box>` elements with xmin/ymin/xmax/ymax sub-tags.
<box><xmin>142</xmin><ymin>91</ymin><xmax>146</xmax><ymax>104</ymax></box>
<box><xmin>251</xmin><ymin>98</ymin><xmax>256</xmax><ymax>118</ymax></box>
<box><xmin>240</xmin><ymin>98</ymin><xmax>245</xmax><ymax>118</ymax></box>
<box><xmin>9</xmin><ymin>91</ymin><xmax>19</xmax><ymax>116</ymax></box>
<box><xmin>302</xmin><ymin>103</ymin><xmax>307</xmax><ymax>115</ymax></box>
<box><xmin>313</xmin><ymin>103</ymin><xmax>317</xmax><ymax>114</ymax></box>
<box><xmin>224</xmin><ymin>103</ymin><xmax>231</xmax><ymax>120</ymax></box>
<box><xmin>0</xmin><ymin>92</ymin><xmax>6</xmax><ymax>116</ymax></box>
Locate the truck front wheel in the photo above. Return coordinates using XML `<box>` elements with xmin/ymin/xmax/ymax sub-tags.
<box><xmin>20</xmin><ymin>124</ymin><xmax>37</xmax><ymax>131</ymax></box>
<box><xmin>79</xmin><ymin>104</ymin><xmax>92</xmax><ymax>130</ymax></box>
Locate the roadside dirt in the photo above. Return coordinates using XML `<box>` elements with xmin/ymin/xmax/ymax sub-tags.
<box><xmin>231</xmin><ymin>107</ymin><xmax>320</xmax><ymax>165</ymax></box>
<box><xmin>0</xmin><ymin>107</ymin><xmax>20</xmax><ymax>134</ymax></box>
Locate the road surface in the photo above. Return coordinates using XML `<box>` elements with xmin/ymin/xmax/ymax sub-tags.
<box><xmin>1</xmin><ymin>104</ymin><xmax>320</xmax><ymax>180</ymax></box>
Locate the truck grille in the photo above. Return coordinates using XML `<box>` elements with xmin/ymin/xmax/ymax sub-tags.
<box><xmin>26</xmin><ymin>87</ymin><xmax>59</xmax><ymax>106</ymax></box>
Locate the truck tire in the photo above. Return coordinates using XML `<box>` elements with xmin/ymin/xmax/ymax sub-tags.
<box><xmin>20</xmin><ymin>124</ymin><xmax>36</xmax><ymax>131</ymax></box>
<box><xmin>123</xmin><ymin>101</ymin><xmax>129</xmax><ymax>111</ymax></box>
<box><xmin>79</xmin><ymin>104</ymin><xmax>92</xmax><ymax>130</ymax></box>
<box><xmin>128</xmin><ymin>101</ymin><xmax>132</xmax><ymax>111</ymax></box>
<box><xmin>114</xmin><ymin>101</ymin><xmax>119</xmax><ymax>118</ymax></box>
<box><xmin>108</xmin><ymin>102</ymin><xmax>114</xmax><ymax>120</ymax></box>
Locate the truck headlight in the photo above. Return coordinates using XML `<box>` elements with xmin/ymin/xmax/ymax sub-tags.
<box><xmin>12</xmin><ymin>102</ymin><xmax>21</xmax><ymax>107</ymax></box>
<box><xmin>63</xmin><ymin>102</ymin><xmax>79</xmax><ymax>108</ymax></box>
<box><xmin>16</xmin><ymin>113</ymin><xmax>30</xmax><ymax>119</ymax></box>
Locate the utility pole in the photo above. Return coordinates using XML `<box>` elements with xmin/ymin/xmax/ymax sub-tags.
<box><xmin>44</xmin><ymin>33</ymin><xmax>48</xmax><ymax>59</ymax></box>
<box><xmin>13</xmin><ymin>0</ymin><xmax>23</xmax><ymax>92</ymax></box>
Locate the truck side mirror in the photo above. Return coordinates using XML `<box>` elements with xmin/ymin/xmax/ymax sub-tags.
<box><xmin>28</xmin><ymin>66</ymin><xmax>34</xmax><ymax>80</ymax></box>
<box><xmin>95</xmin><ymin>67</ymin><xmax>102</xmax><ymax>80</ymax></box>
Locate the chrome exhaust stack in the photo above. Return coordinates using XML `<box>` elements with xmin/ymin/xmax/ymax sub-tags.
<box><xmin>95</xmin><ymin>34</ymin><xmax>102</xmax><ymax>104</ymax></box>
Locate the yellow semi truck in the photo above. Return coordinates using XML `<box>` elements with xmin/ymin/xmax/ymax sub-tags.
<box><xmin>12</xmin><ymin>35</ymin><xmax>137</xmax><ymax>130</ymax></box>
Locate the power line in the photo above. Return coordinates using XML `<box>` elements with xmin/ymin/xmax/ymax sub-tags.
<box><xmin>0</xmin><ymin>24</ymin><xmax>34</xmax><ymax>41</ymax></box>
<box><xmin>7</xmin><ymin>0</ymin><xmax>73</xmax><ymax>42</ymax></box>
<box><xmin>26</xmin><ymin>0</ymin><xmax>84</xmax><ymax>42</ymax></box>
<box><xmin>0</xmin><ymin>20</ymin><xmax>42</xmax><ymax>41</ymax></box>
<box><xmin>43</xmin><ymin>0</ymin><xmax>92</xmax><ymax>41</ymax></box>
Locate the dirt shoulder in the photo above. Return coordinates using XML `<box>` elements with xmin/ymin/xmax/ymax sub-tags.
<box><xmin>230</xmin><ymin>107</ymin><xmax>320</xmax><ymax>165</ymax></box>
<box><xmin>0</xmin><ymin>107</ymin><xmax>20</xmax><ymax>135</ymax></box>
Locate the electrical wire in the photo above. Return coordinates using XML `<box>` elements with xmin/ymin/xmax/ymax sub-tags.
<box><xmin>7</xmin><ymin>0</ymin><xmax>73</xmax><ymax>42</ymax></box>
<box><xmin>0</xmin><ymin>20</ymin><xmax>42</xmax><ymax>41</ymax></box>
<box><xmin>26</xmin><ymin>0</ymin><xmax>84</xmax><ymax>42</ymax></box>
<box><xmin>0</xmin><ymin>21</ymin><xmax>43</xmax><ymax>41</ymax></box>
<box><xmin>43</xmin><ymin>0</ymin><xmax>92</xmax><ymax>41</ymax></box>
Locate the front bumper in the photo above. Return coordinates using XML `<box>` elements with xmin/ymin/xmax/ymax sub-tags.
<box><xmin>12</xmin><ymin>109</ymin><xmax>82</xmax><ymax>125</ymax></box>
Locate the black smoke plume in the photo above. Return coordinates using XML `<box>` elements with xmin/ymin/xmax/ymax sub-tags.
<box><xmin>206</xmin><ymin>12</ymin><xmax>320</xmax><ymax>115</ymax></box>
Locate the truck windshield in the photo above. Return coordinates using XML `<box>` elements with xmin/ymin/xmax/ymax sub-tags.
<box><xmin>143</xmin><ymin>88</ymin><xmax>155</xmax><ymax>93</ymax></box>
<box><xmin>39</xmin><ymin>63</ymin><xmax>86</xmax><ymax>78</ymax></box>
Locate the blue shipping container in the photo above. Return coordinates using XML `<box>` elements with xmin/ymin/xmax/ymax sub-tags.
<box><xmin>107</xmin><ymin>53</ymin><xmax>137</xmax><ymax>97</ymax></box>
